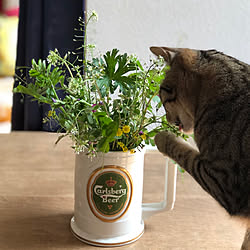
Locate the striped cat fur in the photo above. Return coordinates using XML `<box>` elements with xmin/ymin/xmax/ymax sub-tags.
<box><xmin>151</xmin><ymin>47</ymin><xmax>250</xmax><ymax>250</ymax></box>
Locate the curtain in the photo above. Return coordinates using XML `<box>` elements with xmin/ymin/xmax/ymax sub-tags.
<box><xmin>12</xmin><ymin>0</ymin><xmax>84</xmax><ymax>131</ymax></box>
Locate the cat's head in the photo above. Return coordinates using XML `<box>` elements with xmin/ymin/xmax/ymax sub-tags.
<box><xmin>150</xmin><ymin>46</ymin><xmax>203</xmax><ymax>134</ymax></box>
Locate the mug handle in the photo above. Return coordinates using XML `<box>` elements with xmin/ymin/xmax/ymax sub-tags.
<box><xmin>142</xmin><ymin>148</ymin><xmax>177</xmax><ymax>220</ymax></box>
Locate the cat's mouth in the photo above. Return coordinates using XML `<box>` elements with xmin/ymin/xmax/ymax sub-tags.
<box><xmin>175</xmin><ymin>117</ymin><xmax>184</xmax><ymax>131</ymax></box>
<box><xmin>178</xmin><ymin>124</ymin><xmax>184</xmax><ymax>131</ymax></box>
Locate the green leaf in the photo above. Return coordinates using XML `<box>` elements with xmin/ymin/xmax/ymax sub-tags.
<box><xmin>98</xmin><ymin>137</ymin><xmax>110</xmax><ymax>153</ymax></box>
<box><xmin>47</xmin><ymin>63</ymin><xmax>52</xmax><ymax>74</ymax></box>
<box><xmin>64</xmin><ymin>120</ymin><xmax>72</xmax><ymax>131</ymax></box>
<box><xmin>102</xmin><ymin>49</ymin><xmax>139</xmax><ymax>95</ymax></box>
<box><xmin>147</xmin><ymin>130</ymin><xmax>157</xmax><ymax>138</ymax></box>
<box><xmin>103</xmin><ymin>49</ymin><xmax>119</xmax><ymax>78</ymax></box>
<box><xmin>13</xmin><ymin>85</ymin><xmax>52</xmax><ymax>104</ymax></box>
<box><xmin>93</xmin><ymin>111</ymin><xmax>107</xmax><ymax>118</ymax></box>
<box><xmin>136</xmin><ymin>59</ymin><xmax>144</xmax><ymax>71</ymax></box>
<box><xmin>89</xmin><ymin>129</ymin><xmax>102</xmax><ymax>140</ymax></box>
<box><xmin>149</xmin><ymin>138</ymin><xmax>156</xmax><ymax>146</ymax></box>
<box><xmin>96</xmin><ymin>77</ymin><xmax>110</xmax><ymax>97</ymax></box>
<box><xmin>98</xmin><ymin>120</ymin><xmax>118</xmax><ymax>153</ymax></box>
<box><xmin>99</xmin><ymin>116</ymin><xmax>112</xmax><ymax>126</ymax></box>
<box><xmin>87</xmin><ymin>114</ymin><xmax>94</xmax><ymax>124</ymax></box>
<box><xmin>29</xmin><ymin>69</ymin><xmax>41</xmax><ymax>77</ymax></box>
<box><xmin>105</xmin><ymin>121</ymin><xmax>118</xmax><ymax>138</ymax></box>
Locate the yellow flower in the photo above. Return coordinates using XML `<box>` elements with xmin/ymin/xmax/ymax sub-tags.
<box><xmin>48</xmin><ymin>110</ymin><xmax>55</xmax><ymax>117</ymax></box>
<box><xmin>122</xmin><ymin>146</ymin><xmax>128</xmax><ymax>152</ymax></box>
<box><xmin>141</xmin><ymin>134</ymin><xmax>147</xmax><ymax>140</ymax></box>
<box><xmin>116</xmin><ymin>128</ymin><xmax>123</xmax><ymax>136</ymax></box>
<box><xmin>130</xmin><ymin>149</ymin><xmax>136</xmax><ymax>154</ymax></box>
<box><xmin>122</xmin><ymin>125</ymin><xmax>130</xmax><ymax>133</ymax></box>
<box><xmin>117</xmin><ymin>142</ymin><xmax>124</xmax><ymax>147</ymax></box>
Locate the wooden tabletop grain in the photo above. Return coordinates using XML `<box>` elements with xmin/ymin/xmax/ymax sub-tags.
<box><xmin>0</xmin><ymin>132</ymin><xmax>245</xmax><ymax>250</ymax></box>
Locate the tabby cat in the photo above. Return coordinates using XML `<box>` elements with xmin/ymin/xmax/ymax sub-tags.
<box><xmin>150</xmin><ymin>46</ymin><xmax>250</xmax><ymax>250</ymax></box>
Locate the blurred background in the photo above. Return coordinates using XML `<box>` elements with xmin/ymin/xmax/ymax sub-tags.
<box><xmin>0</xmin><ymin>0</ymin><xmax>18</xmax><ymax>133</ymax></box>
<box><xmin>87</xmin><ymin>0</ymin><xmax>250</xmax><ymax>63</ymax></box>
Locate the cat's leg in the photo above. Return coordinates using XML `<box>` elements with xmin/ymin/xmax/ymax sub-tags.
<box><xmin>241</xmin><ymin>228</ymin><xmax>250</xmax><ymax>250</ymax></box>
<box><xmin>155</xmin><ymin>131</ymin><xmax>249</xmax><ymax>245</ymax></box>
<box><xmin>155</xmin><ymin>131</ymin><xmax>232</xmax><ymax>201</ymax></box>
<box><xmin>154</xmin><ymin>131</ymin><xmax>216</xmax><ymax>193</ymax></box>
<box><xmin>155</xmin><ymin>131</ymin><xmax>200</xmax><ymax>174</ymax></box>
<box><xmin>155</xmin><ymin>131</ymin><xmax>250</xmax><ymax>250</ymax></box>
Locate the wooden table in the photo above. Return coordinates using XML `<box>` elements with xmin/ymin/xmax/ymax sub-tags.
<box><xmin>0</xmin><ymin>132</ymin><xmax>245</xmax><ymax>250</ymax></box>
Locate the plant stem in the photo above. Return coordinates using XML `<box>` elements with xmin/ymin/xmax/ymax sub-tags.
<box><xmin>139</xmin><ymin>63</ymin><xmax>156</xmax><ymax>131</ymax></box>
<box><xmin>92</xmin><ymin>79</ymin><xmax>110</xmax><ymax>117</ymax></box>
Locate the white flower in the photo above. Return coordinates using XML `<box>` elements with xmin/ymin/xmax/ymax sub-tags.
<box><xmin>68</xmin><ymin>78</ymin><xmax>83</xmax><ymax>95</ymax></box>
<box><xmin>71</xmin><ymin>127</ymin><xmax>78</xmax><ymax>135</ymax></box>
<box><xmin>91</xmin><ymin>10</ymin><xmax>98</xmax><ymax>21</ymax></box>
<box><xmin>47</xmin><ymin>49</ymin><xmax>60</xmax><ymax>65</ymax></box>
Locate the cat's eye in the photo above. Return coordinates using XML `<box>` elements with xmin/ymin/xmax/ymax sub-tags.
<box><xmin>160</xmin><ymin>85</ymin><xmax>173</xmax><ymax>94</ymax></box>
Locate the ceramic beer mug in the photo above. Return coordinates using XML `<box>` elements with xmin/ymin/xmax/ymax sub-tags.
<box><xmin>70</xmin><ymin>148</ymin><xmax>177</xmax><ymax>247</ymax></box>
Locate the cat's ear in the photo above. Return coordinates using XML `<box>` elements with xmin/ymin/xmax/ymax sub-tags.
<box><xmin>150</xmin><ymin>46</ymin><xmax>198</xmax><ymax>70</ymax></box>
<box><xmin>150</xmin><ymin>46</ymin><xmax>177</xmax><ymax>64</ymax></box>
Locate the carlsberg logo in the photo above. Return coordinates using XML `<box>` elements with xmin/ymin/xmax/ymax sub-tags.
<box><xmin>94</xmin><ymin>185</ymin><xmax>127</xmax><ymax>203</ymax></box>
<box><xmin>87</xmin><ymin>167</ymin><xmax>132</xmax><ymax>221</ymax></box>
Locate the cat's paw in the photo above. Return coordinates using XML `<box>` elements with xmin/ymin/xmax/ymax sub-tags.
<box><xmin>154</xmin><ymin>131</ymin><xmax>178</xmax><ymax>156</ymax></box>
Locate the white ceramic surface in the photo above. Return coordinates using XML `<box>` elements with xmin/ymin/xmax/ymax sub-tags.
<box><xmin>70</xmin><ymin>149</ymin><xmax>177</xmax><ymax>247</ymax></box>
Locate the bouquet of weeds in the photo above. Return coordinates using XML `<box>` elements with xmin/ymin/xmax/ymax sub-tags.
<box><xmin>13</xmin><ymin>11</ymin><xmax>187</xmax><ymax>157</ymax></box>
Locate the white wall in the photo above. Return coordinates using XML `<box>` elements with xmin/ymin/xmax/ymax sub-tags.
<box><xmin>86</xmin><ymin>0</ymin><xmax>250</xmax><ymax>64</ymax></box>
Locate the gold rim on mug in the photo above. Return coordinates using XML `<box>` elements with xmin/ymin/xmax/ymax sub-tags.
<box><xmin>70</xmin><ymin>224</ymin><xmax>144</xmax><ymax>247</ymax></box>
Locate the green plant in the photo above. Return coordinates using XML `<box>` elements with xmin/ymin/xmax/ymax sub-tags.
<box><xmin>13</xmin><ymin>11</ymin><xmax>187</xmax><ymax>157</ymax></box>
